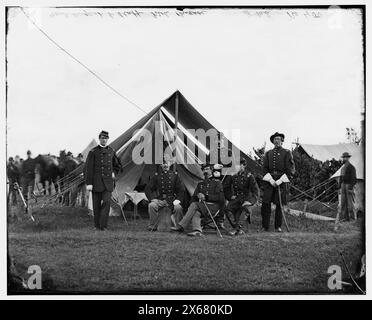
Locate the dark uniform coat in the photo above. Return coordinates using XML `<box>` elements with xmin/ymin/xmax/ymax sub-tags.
<box><xmin>192</xmin><ymin>177</ymin><xmax>225</xmax><ymax>220</ymax></box>
<box><xmin>262</xmin><ymin>146</ymin><xmax>295</xmax><ymax>205</ymax></box>
<box><xmin>85</xmin><ymin>146</ymin><xmax>122</xmax><ymax>192</ymax></box>
<box><xmin>145</xmin><ymin>170</ymin><xmax>184</xmax><ymax>206</ymax></box>
<box><xmin>192</xmin><ymin>177</ymin><xmax>225</xmax><ymax>204</ymax></box>
<box><xmin>224</xmin><ymin>171</ymin><xmax>259</xmax><ymax>204</ymax></box>
<box><xmin>339</xmin><ymin>162</ymin><xmax>357</xmax><ymax>188</ymax></box>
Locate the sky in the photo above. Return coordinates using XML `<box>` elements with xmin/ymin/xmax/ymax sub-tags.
<box><xmin>6</xmin><ymin>7</ymin><xmax>364</xmax><ymax>158</ymax></box>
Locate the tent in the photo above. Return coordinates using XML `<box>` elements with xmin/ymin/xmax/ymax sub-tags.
<box><xmin>297</xmin><ymin>143</ymin><xmax>364</xmax><ymax>214</ymax></box>
<box><xmin>81</xmin><ymin>139</ymin><xmax>98</xmax><ymax>161</ymax></box>
<box><xmin>296</xmin><ymin>143</ymin><xmax>360</xmax><ymax>163</ymax></box>
<box><xmin>109</xmin><ymin>90</ymin><xmax>260</xmax><ymax>203</ymax></box>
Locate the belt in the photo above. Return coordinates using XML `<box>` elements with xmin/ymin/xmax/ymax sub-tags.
<box><xmin>271</xmin><ymin>171</ymin><xmax>283</xmax><ymax>175</ymax></box>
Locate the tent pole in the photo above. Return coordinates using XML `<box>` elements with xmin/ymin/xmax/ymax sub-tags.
<box><xmin>174</xmin><ymin>91</ymin><xmax>179</xmax><ymax>172</ymax></box>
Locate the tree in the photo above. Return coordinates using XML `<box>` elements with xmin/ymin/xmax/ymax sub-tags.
<box><xmin>291</xmin><ymin>149</ymin><xmax>342</xmax><ymax>202</ymax></box>
<box><xmin>346</xmin><ymin>127</ymin><xmax>361</xmax><ymax>144</ymax></box>
<box><xmin>252</xmin><ymin>142</ymin><xmax>266</xmax><ymax>167</ymax></box>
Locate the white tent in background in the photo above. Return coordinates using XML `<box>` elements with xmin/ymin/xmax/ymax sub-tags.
<box><xmin>81</xmin><ymin>139</ymin><xmax>98</xmax><ymax>160</ymax></box>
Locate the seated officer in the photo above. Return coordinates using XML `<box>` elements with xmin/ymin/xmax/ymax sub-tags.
<box><xmin>145</xmin><ymin>158</ymin><xmax>184</xmax><ymax>231</ymax></box>
<box><xmin>224</xmin><ymin>158</ymin><xmax>260</xmax><ymax>236</ymax></box>
<box><xmin>171</xmin><ymin>163</ymin><xmax>225</xmax><ymax>236</ymax></box>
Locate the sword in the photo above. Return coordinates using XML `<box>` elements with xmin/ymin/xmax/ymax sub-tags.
<box><xmin>340</xmin><ymin>252</ymin><xmax>365</xmax><ymax>294</ymax></box>
<box><xmin>277</xmin><ymin>186</ymin><xmax>290</xmax><ymax>232</ymax></box>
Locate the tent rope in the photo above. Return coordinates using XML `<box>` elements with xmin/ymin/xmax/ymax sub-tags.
<box><xmin>20</xmin><ymin>7</ymin><xmax>148</xmax><ymax>115</ymax></box>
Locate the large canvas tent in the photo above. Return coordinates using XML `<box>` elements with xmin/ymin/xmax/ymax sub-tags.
<box><xmin>109</xmin><ymin>91</ymin><xmax>260</xmax><ymax>203</ymax></box>
<box><xmin>297</xmin><ymin>143</ymin><xmax>364</xmax><ymax>214</ymax></box>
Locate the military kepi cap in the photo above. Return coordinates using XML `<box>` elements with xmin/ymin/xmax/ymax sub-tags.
<box><xmin>270</xmin><ymin>132</ymin><xmax>285</xmax><ymax>143</ymax></box>
<box><xmin>341</xmin><ymin>152</ymin><xmax>352</xmax><ymax>158</ymax></box>
<box><xmin>99</xmin><ymin>130</ymin><xmax>109</xmax><ymax>138</ymax></box>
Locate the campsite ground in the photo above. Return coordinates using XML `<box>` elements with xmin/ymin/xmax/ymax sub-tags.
<box><xmin>8</xmin><ymin>204</ymin><xmax>364</xmax><ymax>294</ymax></box>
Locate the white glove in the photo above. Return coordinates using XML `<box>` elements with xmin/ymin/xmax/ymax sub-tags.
<box><xmin>263</xmin><ymin>173</ymin><xmax>276</xmax><ymax>187</ymax></box>
<box><xmin>112</xmin><ymin>172</ymin><xmax>115</xmax><ymax>179</ymax></box>
<box><xmin>262</xmin><ymin>173</ymin><xmax>273</xmax><ymax>182</ymax></box>
<box><xmin>275</xmin><ymin>174</ymin><xmax>289</xmax><ymax>186</ymax></box>
<box><xmin>173</xmin><ymin>199</ymin><xmax>181</xmax><ymax>206</ymax></box>
<box><xmin>87</xmin><ymin>185</ymin><xmax>93</xmax><ymax>191</ymax></box>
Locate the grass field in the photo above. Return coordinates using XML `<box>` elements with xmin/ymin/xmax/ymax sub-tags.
<box><xmin>7</xmin><ymin>203</ymin><xmax>364</xmax><ymax>294</ymax></box>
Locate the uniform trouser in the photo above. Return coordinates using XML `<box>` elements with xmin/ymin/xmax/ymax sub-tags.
<box><xmin>261</xmin><ymin>182</ymin><xmax>287</xmax><ymax>230</ymax></box>
<box><xmin>178</xmin><ymin>202</ymin><xmax>203</xmax><ymax>232</ymax></box>
<box><xmin>179</xmin><ymin>201</ymin><xmax>221</xmax><ymax>232</ymax></box>
<box><xmin>20</xmin><ymin>177</ymin><xmax>34</xmax><ymax>202</ymax></box>
<box><xmin>261</xmin><ymin>203</ymin><xmax>282</xmax><ymax>230</ymax></box>
<box><xmin>215</xmin><ymin>204</ymin><xmax>225</xmax><ymax>225</ymax></box>
<box><xmin>92</xmin><ymin>190</ymin><xmax>112</xmax><ymax>229</ymax></box>
<box><xmin>340</xmin><ymin>183</ymin><xmax>355</xmax><ymax>221</ymax></box>
<box><xmin>226</xmin><ymin>199</ymin><xmax>252</xmax><ymax>230</ymax></box>
<box><xmin>148</xmin><ymin>199</ymin><xmax>183</xmax><ymax>229</ymax></box>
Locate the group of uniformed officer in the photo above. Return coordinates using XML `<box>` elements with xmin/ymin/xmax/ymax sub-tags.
<box><xmin>85</xmin><ymin>130</ymin><xmax>295</xmax><ymax>235</ymax></box>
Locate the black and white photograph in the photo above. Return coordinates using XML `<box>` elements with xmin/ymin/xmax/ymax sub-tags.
<box><xmin>3</xmin><ymin>2</ymin><xmax>368</xmax><ymax>299</ymax></box>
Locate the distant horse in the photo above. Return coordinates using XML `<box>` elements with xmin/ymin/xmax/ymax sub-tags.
<box><xmin>34</xmin><ymin>154</ymin><xmax>64</xmax><ymax>197</ymax></box>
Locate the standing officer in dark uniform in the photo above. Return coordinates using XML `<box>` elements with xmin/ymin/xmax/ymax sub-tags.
<box><xmin>224</xmin><ymin>158</ymin><xmax>260</xmax><ymax>236</ymax></box>
<box><xmin>339</xmin><ymin>152</ymin><xmax>357</xmax><ymax>221</ymax></box>
<box><xmin>145</xmin><ymin>159</ymin><xmax>184</xmax><ymax>231</ymax></box>
<box><xmin>171</xmin><ymin>163</ymin><xmax>225</xmax><ymax>236</ymax></box>
<box><xmin>20</xmin><ymin>150</ymin><xmax>36</xmax><ymax>203</ymax></box>
<box><xmin>85</xmin><ymin>130</ymin><xmax>122</xmax><ymax>231</ymax></box>
<box><xmin>261</xmin><ymin>132</ymin><xmax>295</xmax><ymax>232</ymax></box>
